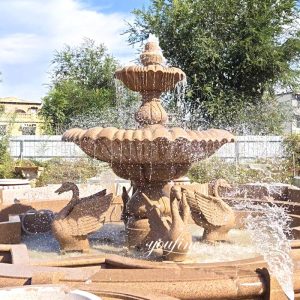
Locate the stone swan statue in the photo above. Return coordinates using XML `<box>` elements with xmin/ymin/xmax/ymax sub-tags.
<box><xmin>51</xmin><ymin>182</ymin><xmax>113</xmax><ymax>253</ymax></box>
<box><xmin>142</xmin><ymin>186</ymin><xmax>192</xmax><ymax>262</ymax></box>
<box><xmin>182</xmin><ymin>179</ymin><xmax>235</xmax><ymax>242</ymax></box>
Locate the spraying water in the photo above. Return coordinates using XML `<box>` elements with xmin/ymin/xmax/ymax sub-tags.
<box><xmin>234</xmin><ymin>200</ymin><xmax>294</xmax><ymax>299</ymax></box>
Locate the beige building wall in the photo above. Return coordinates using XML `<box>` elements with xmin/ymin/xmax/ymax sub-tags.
<box><xmin>0</xmin><ymin>97</ymin><xmax>44</xmax><ymax>136</ymax></box>
<box><xmin>276</xmin><ymin>93</ymin><xmax>300</xmax><ymax>134</ymax></box>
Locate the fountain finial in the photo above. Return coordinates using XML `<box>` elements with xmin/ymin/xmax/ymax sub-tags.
<box><xmin>140</xmin><ymin>41</ymin><xmax>163</xmax><ymax>66</ymax></box>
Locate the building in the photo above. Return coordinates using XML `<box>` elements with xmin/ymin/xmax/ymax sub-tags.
<box><xmin>0</xmin><ymin>97</ymin><xmax>44</xmax><ymax>136</ymax></box>
<box><xmin>276</xmin><ymin>92</ymin><xmax>300</xmax><ymax>134</ymax></box>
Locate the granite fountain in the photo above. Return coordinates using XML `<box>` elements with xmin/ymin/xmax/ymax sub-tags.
<box><xmin>62</xmin><ymin>41</ymin><xmax>235</xmax><ymax>260</ymax></box>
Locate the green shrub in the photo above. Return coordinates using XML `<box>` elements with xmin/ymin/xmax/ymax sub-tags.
<box><xmin>283</xmin><ymin>133</ymin><xmax>300</xmax><ymax>175</ymax></box>
<box><xmin>188</xmin><ymin>157</ymin><xmax>292</xmax><ymax>185</ymax></box>
<box><xmin>15</xmin><ymin>159</ymin><xmax>37</xmax><ymax>167</ymax></box>
<box><xmin>36</xmin><ymin>158</ymin><xmax>109</xmax><ymax>186</ymax></box>
<box><xmin>0</xmin><ymin>136</ymin><xmax>14</xmax><ymax>178</ymax></box>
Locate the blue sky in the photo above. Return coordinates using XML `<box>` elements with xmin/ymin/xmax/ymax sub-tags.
<box><xmin>84</xmin><ymin>0</ymin><xmax>150</xmax><ymax>13</ymax></box>
<box><xmin>0</xmin><ymin>0</ymin><xmax>150</xmax><ymax>102</ymax></box>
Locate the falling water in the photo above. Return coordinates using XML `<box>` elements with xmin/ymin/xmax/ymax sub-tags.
<box><xmin>149</xmin><ymin>143</ymin><xmax>153</xmax><ymax>181</ymax></box>
<box><xmin>174</xmin><ymin>78</ymin><xmax>187</xmax><ymax>109</ymax></box>
<box><xmin>161</xmin><ymin>78</ymin><xmax>188</xmax><ymax>128</ymax></box>
<box><xmin>233</xmin><ymin>200</ymin><xmax>294</xmax><ymax>299</ymax></box>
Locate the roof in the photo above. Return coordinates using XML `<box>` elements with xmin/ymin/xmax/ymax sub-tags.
<box><xmin>0</xmin><ymin>97</ymin><xmax>41</xmax><ymax>105</ymax></box>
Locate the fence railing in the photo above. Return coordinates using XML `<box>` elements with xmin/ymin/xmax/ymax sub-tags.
<box><xmin>216</xmin><ymin>135</ymin><xmax>284</xmax><ymax>162</ymax></box>
<box><xmin>9</xmin><ymin>135</ymin><xmax>84</xmax><ymax>160</ymax></box>
<box><xmin>8</xmin><ymin>135</ymin><xmax>285</xmax><ymax>162</ymax></box>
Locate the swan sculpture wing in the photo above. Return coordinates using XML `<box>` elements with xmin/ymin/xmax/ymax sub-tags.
<box><xmin>80</xmin><ymin>189</ymin><xmax>107</xmax><ymax>202</ymax></box>
<box><xmin>147</xmin><ymin>205</ymin><xmax>170</xmax><ymax>236</ymax></box>
<box><xmin>66</xmin><ymin>193</ymin><xmax>113</xmax><ymax>236</ymax></box>
<box><xmin>185</xmin><ymin>189</ymin><xmax>233</xmax><ymax>227</ymax></box>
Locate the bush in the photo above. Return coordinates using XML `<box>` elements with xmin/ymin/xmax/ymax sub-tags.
<box><xmin>35</xmin><ymin>158</ymin><xmax>109</xmax><ymax>186</ymax></box>
<box><xmin>15</xmin><ymin>159</ymin><xmax>37</xmax><ymax>167</ymax></box>
<box><xmin>188</xmin><ymin>157</ymin><xmax>292</xmax><ymax>185</ymax></box>
<box><xmin>0</xmin><ymin>136</ymin><xmax>14</xmax><ymax>178</ymax></box>
<box><xmin>283</xmin><ymin>133</ymin><xmax>300</xmax><ymax>175</ymax></box>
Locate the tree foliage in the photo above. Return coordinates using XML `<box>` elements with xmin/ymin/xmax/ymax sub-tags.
<box><xmin>0</xmin><ymin>116</ymin><xmax>15</xmax><ymax>179</ymax></box>
<box><xmin>126</xmin><ymin>0</ymin><xmax>300</xmax><ymax>132</ymax></box>
<box><xmin>40</xmin><ymin>39</ymin><xmax>120</xmax><ymax>133</ymax></box>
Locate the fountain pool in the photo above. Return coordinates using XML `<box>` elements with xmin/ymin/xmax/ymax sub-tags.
<box><xmin>24</xmin><ymin>224</ymin><xmax>258</xmax><ymax>264</ymax></box>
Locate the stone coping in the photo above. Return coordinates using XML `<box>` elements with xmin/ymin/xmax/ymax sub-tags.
<box><xmin>0</xmin><ymin>243</ymin><xmax>299</xmax><ymax>299</ymax></box>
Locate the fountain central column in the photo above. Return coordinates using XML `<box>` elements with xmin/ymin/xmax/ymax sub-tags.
<box><xmin>122</xmin><ymin>42</ymin><xmax>179</xmax><ymax>248</ymax></box>
<box><xmin>125</xmin><ymin>180</ymin><xmax>171</xmax><ymax>249</ymax></box>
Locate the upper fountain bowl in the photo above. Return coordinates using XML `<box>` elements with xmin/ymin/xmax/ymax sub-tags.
<box><xmin>115</xmin><ymin>65</ymin><xmax>186</xmax><ymax>93</ymax></box>
<box><xmin>115</xmin><ymin>42</ymin><xmax>186</xmax><ymax>93</ymax></box>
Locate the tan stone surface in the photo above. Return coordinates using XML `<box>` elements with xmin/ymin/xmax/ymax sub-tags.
<box><xmin>0</xmin><ymin>215</ymin><xmax>21</xmax><ymax>244</ymax></box>
<box><xmin>0</xmin><ymin>247</ymin><xmax>299</xmax><ymax>299</ymax></box>
<box><xmin>0</xmin><ymin>244</ymin><xmax>29</xmax><ymax>265</ymax></box>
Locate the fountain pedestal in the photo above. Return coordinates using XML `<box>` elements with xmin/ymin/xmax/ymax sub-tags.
<box><xmin>125</xmin><ymin>181</ymin><xmax>171</xmax><ymax>248</ymax></box>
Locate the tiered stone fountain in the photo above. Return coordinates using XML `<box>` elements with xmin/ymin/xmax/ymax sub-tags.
<box><xmin>63</xmin><ymin>41</ymin><xmax>234</xmax><ymax>259</ymax></box>
<box><xmin>0</xmin><ymin>41</ymin><xmax>300</xmax><ymax>300</ymax></box>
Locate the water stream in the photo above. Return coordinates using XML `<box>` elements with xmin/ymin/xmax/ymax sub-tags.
<box><xmin>233</xmin><ymin>200</ymin><xmax>294</xmax><ymax>300</ymax></box>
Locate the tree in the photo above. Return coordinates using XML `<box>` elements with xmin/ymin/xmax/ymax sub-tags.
<box><xmin>0</xmin><ymin>113</ymin><xmax>15</xmax><ymax>179</ymax></box>
<box><xmin>126</xmin><ymin>0</ymin><xmax>300</xmax><ymax>133</ymax></box>
<box><xmin>40</xmin><ymin>39</ymin><xmax>120</xmax><ymax>133</ymax></box>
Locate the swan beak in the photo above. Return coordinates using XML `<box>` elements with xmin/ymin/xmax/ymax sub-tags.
<box><xmin>55</xmin><ymin>187</ymin><xmax>64</xmax><ymax>194</ymax></box>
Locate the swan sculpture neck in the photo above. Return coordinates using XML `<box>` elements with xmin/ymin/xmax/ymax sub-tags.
<box><xmin>213</xmin><ymin>181</ymin><xmax>220</xmax><ymax>198</ymax></box>
<box><xmin>170</xmin><ymin>194</ymin><xmax>181</xmax><ymax>225</ymax></box>
<box><xmin>69</xmin><ymin>184</ymin><xmax>80</xmax><ymax>202</ymax></box>
<box><xmin>211</xmin><ymin>179</ymin><xmax>230</xmax><ymax>198</ymax></box>
<box><xmin>55</xmin><ymin>183</ymin><xmax>80</xmax><ymax>217</ymax></box>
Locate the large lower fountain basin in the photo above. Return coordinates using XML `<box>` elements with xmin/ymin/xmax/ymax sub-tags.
<box><xmin>0</xmin><ymin>198</ymin><xmax>300</xmax><ymax>299</ymax></box>
<box><xmin>0</xmin><ymin>243</ymin><xmax>299</xmax><ymax>300</ymax></box>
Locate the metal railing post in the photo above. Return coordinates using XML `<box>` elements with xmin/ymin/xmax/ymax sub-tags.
<box><xmin>19</xmin><ymin>140</ymin><xmax>24</xmax><ymax>160</ymax></box>
<box><xmin>234</xmin><ymin>141</ymin><xmax>240</xmax><ymax>164</ymax></box>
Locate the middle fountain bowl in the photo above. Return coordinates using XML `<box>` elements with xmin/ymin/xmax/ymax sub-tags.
<box><xmin>62</xmin><ymin>125</ymin><xmax>234</xmax><ymax>183</ymax></box>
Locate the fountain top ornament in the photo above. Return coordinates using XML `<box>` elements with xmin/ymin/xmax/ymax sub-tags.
<box><xmin>63</xmin><ymin>41</ymin><xmax>235</xmax><ymax>183</ymax></box>
<box><xmin>115</xmin><ymin>41</ymin><xmax>186</xmax><ymax>126</ymax></box>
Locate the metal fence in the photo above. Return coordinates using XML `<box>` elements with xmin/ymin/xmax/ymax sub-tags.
<box><xmin>217</xmin><ymin>135</ymin><xmax>284</xmax><ymax>162</ymax></box>
<box><xmin>9</xmin><ymin>135</ymin><xmax>84</xmax><ymax>160</ymax></box>
<box><xmin>8</xmin><ymin>135</ymin><xmax>285</xmax><ymax>162</ymax></box>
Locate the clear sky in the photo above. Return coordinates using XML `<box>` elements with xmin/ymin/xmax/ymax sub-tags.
<box><xmin>0</xmin><ymin>0</ymin><xmax>151</xmax><ymax>102</ymax></box>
